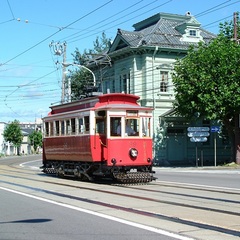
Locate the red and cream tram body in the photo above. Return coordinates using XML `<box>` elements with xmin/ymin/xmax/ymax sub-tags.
<box><xmin>42</xmin><ymin>93</ymin><xmax>155</xmax><ymax>183</ymax></box>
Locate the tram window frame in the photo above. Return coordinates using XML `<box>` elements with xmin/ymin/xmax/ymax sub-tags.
<box><xmin>110</xmin><ymin>117</ymin><xmax>139</xmax><ymax>137</ymax></box>
<box><xmin>95</xmin><ymin>117</ymin><xmax>105</xmax><ymax>134</ymax></box>
<box><xmin>110</xmin><ymin>117</ymin><xmax>121</xmax><ymax>136</ymax></box>
<box><xmin>142</xmin><ymin>117</ymin><xmax>151</xmax><ymax>137</ymax></box>
<box><xmin>84</xmin><ymin>116</ymin><xmax>90</xmax><ymax>132</ymax></box>
<box><xmin>66</xmin><ymin>119</ymin><xmax>71</xmax><ymax>135</ymax></box>
<box><xmin>125</xmin><ymin>118</ymin><xmax>139</xmax><ymax>136</ymax></box>
<box><xmin>45</xmin><ymin>122</ymin><xmax>49</xmax><ymax>136</ymax></box>
<box><xmin>55</xmin><ymin>120</ymin><xmax>60</xmax><ymax>136</ymax></box>
<box><xmin>79</xmin><ymin>118</ymin><xmax>84</xmax><ymax>134</ymax></box>
<box><xmin>71</xmin><ymin>118</ymin><xmax>76</xmax><ymax>134</ymax></box>
<box><xmin>50</xmin><ymin>122</ymin><xmax>54</xmax><ymax>136</ymax></box>
<box><xmin>61</xmin><ymin>120</ymin><xmax>65</xmax><ymax>135</ymax></box>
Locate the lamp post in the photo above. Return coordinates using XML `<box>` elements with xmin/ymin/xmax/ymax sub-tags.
<box><xmin>62</xmin><ymin>62</ymin><xmax>96</xmax><ymax>87</ymax></box>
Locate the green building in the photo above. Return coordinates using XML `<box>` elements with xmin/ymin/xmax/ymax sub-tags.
<box><xmin>91</xmin><ymin>12</ymin><xmax>231</xmax><ymax>166</ymax></box>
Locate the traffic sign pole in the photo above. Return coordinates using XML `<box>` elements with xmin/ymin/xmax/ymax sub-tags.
<box><xmin>211</xmin><ymin>126</ymin><xmax>220</xmax><ymax>167</ymax></box>
<box><xmin>188</xmin><ymin>126</ymin><xmax>210</xmax><ymax>167</ymax></box>
<box><xmin>214</xmin><ymin>133</ymin><xmax>217</xmax><ymax>167</ymax></box>
<box><xmin>195</xmin><ymin>143</ymin><xmax>198</xmax><ymax>167</ymax></box>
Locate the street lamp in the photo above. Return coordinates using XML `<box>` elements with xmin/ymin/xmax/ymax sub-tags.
<box><xmin>62</xmin><ymin>62</ymin><xmax>96</xmax><ymax>87</ymax></box>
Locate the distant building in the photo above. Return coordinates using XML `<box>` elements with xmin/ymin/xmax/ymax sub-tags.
<box><xmin>0</xmin><ymin>118</ymin><xmax>42</xmax><ymax>156</ymax></box>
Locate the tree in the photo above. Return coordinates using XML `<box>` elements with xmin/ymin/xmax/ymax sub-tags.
<box><xmin>29</xmin><ymin>130</ymin><xmax>42</xmax><ymax>153</ymax></box>
<box><xmin>68</xmin><ymin>32</ymin><xmax>111</xmax><ymax>100</ymax></box>
<box><xmin>3</xmin><ymin>120</ymin><xmax>23</xmax><ymax>155</ymax></box>
<box><xmin>172</xmin><ymin>18</ymin><xmax>240</xmax><ymax>163</ymax></box>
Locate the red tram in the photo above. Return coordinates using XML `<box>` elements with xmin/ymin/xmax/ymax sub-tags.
<box><xmin>42</xmin><ymin>93</ymin><xmax>155</xmax><ymax>183</ymax></box>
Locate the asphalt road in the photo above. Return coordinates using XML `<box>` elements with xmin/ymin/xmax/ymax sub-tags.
<box><xmin>1</xmin><ymin>188</ymin><xmax>178</xmax><ymax>240</ymax></box>
<box><xmin>155</xmin><ymin>166</ymin><xmax>240</xmax><ymax>189</ymax></box>
<box><xmin>0</xmin><ymin>155</ymin><xmax>190</xmax><ymax>240</ymax></box>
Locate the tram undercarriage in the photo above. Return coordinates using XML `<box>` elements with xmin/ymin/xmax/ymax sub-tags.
<box><xmin>42</xmin><ymin>160</ymin><xmax>155</xmax><ymax>183</ymax></box>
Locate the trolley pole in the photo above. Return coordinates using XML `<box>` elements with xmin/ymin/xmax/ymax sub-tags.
<box><xmin>61</xmin><ymin>43</ymin><xmax>67</xmax><ymax>103</ymax></box>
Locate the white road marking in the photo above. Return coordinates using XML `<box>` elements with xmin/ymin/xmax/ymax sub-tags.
<box><xmin>0</xmin><ymin>186</ymin><xmax>195</xmax><ymax>240</ymax></box>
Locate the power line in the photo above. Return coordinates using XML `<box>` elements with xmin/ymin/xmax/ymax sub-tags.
<box><xmin>0</xmin><ymin>0</ymin><xmax>113</xmax><ymax>66</ymax></box>
<box><xmin>196</xmin><ymin>0</ymin><xmax>240</xmax><ymax>18</ymax></box>
<box><xmin>6</xmin><ymin>0</ymin><xmax>15</xmax><ymax>19</ymax></box>
<box><xmin>62</xmin><ymin>0</ymin><xmax>147</xmax><ymax>42</ymax></box>
<box><xmin>68</xmin><ymin>0</ymin><xmax>172</xmax><ymax>43</ymax></box>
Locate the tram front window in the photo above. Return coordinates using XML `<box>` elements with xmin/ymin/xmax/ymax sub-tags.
<box><xmin>124</xmin><ymin>118</ymin><xmax>139</xmax><ymax>136</ymax></box>
<box><xmin>110</xmin><ymin>117</ymin><xmax>121</xmax><ymax>136</ymax></box>
<box><xmin>110</xmin><ymin>117</ymin><xmax>139</xmax><ymax>137</ymax></box>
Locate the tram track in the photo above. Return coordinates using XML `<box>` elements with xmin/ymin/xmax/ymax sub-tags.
<box><xmin>1</xmin><ymin>161</ymin><xmax>240</xmax><ymax>239</ymax></box>
<box><xmin>1</xmin><ymin>170</ymin><xmax>240</xmax><ymax>218</ymax></box>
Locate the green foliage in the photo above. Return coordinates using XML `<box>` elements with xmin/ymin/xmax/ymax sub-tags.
<box><xmin>28</xmin><ymin>130</ymin><xmax>42</xmax><ymax>152</ymax></box>
<box><xmin>69</xmin><ymin>32</ymin><xmax>111</xmax><ymax>99</ymax></box>
<box><xmin>173</xmin><ymin>36</ymin><xmax>240</xmax><ymax>123</ymax></box>
<box><xmin>172</xmin><ymin>18</ymin><xmax>240</xmax><ymax>162</ymax></box>
<box><xmin>3</xmin><ymin>120</ymin><xmax>23</xmax><ymax>148</ymax></box>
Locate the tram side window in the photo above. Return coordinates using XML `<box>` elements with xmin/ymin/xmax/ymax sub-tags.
<box><xmin>66</xmin><ymin>120</ymin><xmax>70</xmax><ymax>134</ymax></box>
<box><xmin>110</xmin><ymin>117</ymin><xmax>121</xmax><ymax>136</ymax></box>
<box><xmin>84</xmin><ymin>116</ymin><xmax>90</xmax><ymax>132</ymax></box>
<box><xmin>79</xmin><ymin>118</ymin><xmax>84</xmax><ymax>133</ymax></box>
<box><xmin>71</xmin><ymin>118</ymin><xmax>76</xmax><ymax>134</ymax></box>
<box><xmin>50</xmin><ymin>122</ymin><xmax>54</xmax><ymax>136</ymax></box>
<box><xmin>45</xmin><ymin>122</ymin><xmax>49</xmax><ymax>136</ymax></box>
<box><xmin>96</xmin><ymin>118</ymin><xmax>105</xmax><ymax>134</ymax></box>
<box><xmin>55</xmin><ymin>120</ymin><xmax>60</xmax><ymax>136</ymax></box>
<box><xmin>142</xmin><ymin>117</ymin><xmax>151</xmax><ymax>137</ymax></box>
<box><xmin>61</xmin><ymin>121</ymin><xmax>65</xmax><ymax>135</ymax></box>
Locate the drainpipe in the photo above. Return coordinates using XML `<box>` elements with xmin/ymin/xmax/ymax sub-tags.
<box><xmin>152</xmin><ymin>46</ymin><xmax>158</xmax><ymax>160</ymax></box>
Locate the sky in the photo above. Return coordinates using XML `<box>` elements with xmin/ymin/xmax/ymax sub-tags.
<box><xmin>0</xmin><ymin>0</ymin><xmax>239</xmax><ymax>123</ymax></box>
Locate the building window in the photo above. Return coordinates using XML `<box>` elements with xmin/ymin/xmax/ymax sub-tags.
<box><xmin>189</xmin><ymin>30</ymin><xmax>197</xmax><ymax>36</ymax></box>
<box><xmin>112</xmin><ymin>78</ymin><xmax>115</xmax><ymax>93</ymax></box>
<box><xmin>119</xmin><ymin>73</ymin><xmax>130</xmax><ymax>93</ymax></box>
<box><xmin>160</xmin><ymin>71</ymin><xmax>168</xmax><ymax>92</ymax></box>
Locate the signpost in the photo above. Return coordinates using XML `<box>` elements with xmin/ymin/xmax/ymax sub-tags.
<box><xmin>187</xmin><ymin>127</ymin><xmax>210</xmax><ymax>167</ymax></box>
<box><xmin>211</xmin><ymin>126</ymin><xmax>220</xmax><ymax>166</ymax></box>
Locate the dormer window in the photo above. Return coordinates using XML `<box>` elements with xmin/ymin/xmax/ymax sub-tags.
<box><xmin>189</xmin><ymin>29</ymin><xmax>196</xmax><ymax>36</ymax></box>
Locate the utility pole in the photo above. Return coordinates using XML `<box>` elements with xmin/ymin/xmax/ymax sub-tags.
<box><xmin>233</xmin><ymin>12</ymin><xmax>240</xmax><ymax>164</ymax></box>
<box><xmin>49</xmin><ymin>41</ymin><xmax>67</xmax><ymax>104</ymax></box>
<box><xmin>234</xmin><ymin>12</ymin><xmax>238</xmax><ymax>41</ymax></box>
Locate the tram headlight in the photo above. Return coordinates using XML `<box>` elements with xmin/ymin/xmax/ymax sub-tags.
<box><xmin>129</xmin><ymin>148</ymin><xmax>138</xmax><ymax>158</ymax></box>
<box><xmin>111</xmin><ymin>158</ymin><xmax>116</xmax><ymax>165</ymax></box>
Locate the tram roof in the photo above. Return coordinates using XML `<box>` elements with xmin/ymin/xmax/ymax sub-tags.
<box><xmin>48</xmin><ymin>93</ymin><xmax>152</xmax><ymax>115</ymax></box>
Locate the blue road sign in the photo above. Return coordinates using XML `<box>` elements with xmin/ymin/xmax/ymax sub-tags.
<box><xmin>187</xmin><ymin>127</ymin><xmax>209</xmax><ymax>132</ymax></box>
<box><xmin>188</xmin><ymin>132</ymin><xmax>210</xmax><ymax>137</ymax></box>
<box><xmin>190</xmin><ymin>137</ymin><xmax>208</xmax><ymax>142</ymax></box>
<box><xmin>211</xmin><ymin>126</ymin><xmax>220</xmax><ymax>133</ymax></box>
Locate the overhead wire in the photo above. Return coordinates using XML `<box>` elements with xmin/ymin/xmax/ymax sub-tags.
<box><xmin>1</xmin><ymin>0</ymin><xmax>114</xmax><ymax>119</ymax></box>
<box><xmin>2</xmin><ymin>0</ymin><xmax>239</xmax><ymax>120</ymax></box>
<box><xmin>62</xmin><ymin>0</ymin><xmax>148</xmax><ymax>42</ymax></box>
<box><xmin>0</xmin><ymin>0</ymin><xmax>113</xmax><ymax>66</ymax></box>
<box><xmin>67</xmin><ymin>0</ymin><xmax>173</xmax><ymax>44</ymax></box>
<box><xmin>195</xmin><ymin>0</ymin><xmax>240</xmax><ymax>18</ymax></box>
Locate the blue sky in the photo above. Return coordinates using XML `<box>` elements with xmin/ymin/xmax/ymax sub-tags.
<box><xmin>0</xmin><ymin>0</ymin><xmax>239</xmax><ymax>123</ymax></box>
